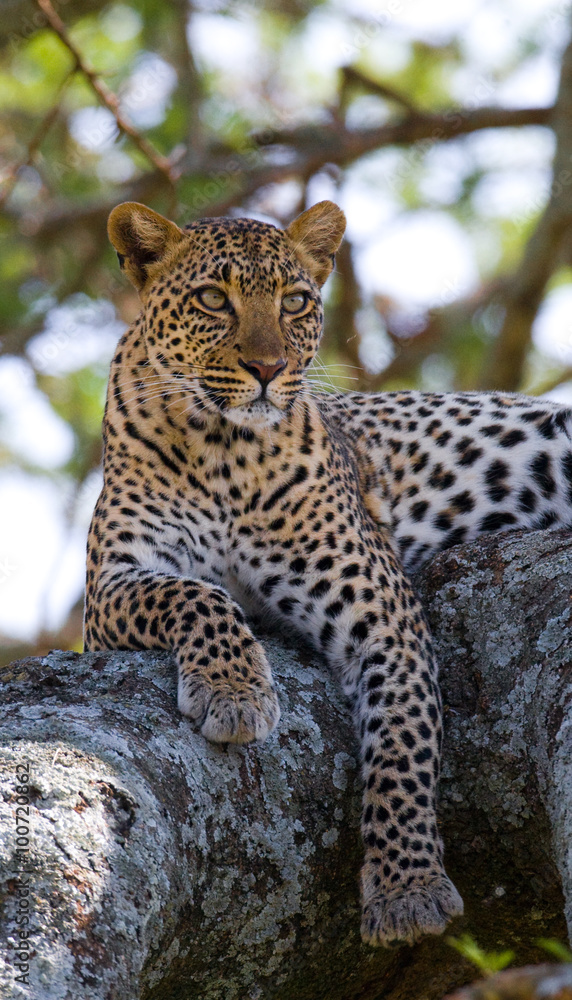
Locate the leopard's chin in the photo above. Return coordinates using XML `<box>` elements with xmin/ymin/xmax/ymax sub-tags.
<box><xmin>224</xmin><ymin>400</ymin><xmax>285</xmax><ymax>429</ymax></box>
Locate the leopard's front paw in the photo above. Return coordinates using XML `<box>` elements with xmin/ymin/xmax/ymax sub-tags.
<box><xmin>360</xmin><ymin>870</ymin><xmax>463</xmax><ymax>948</ymax></box>
<box><xmin>177</xmin><ymin>641</ymin><xmax>280</xmax><ymax>744</ymax></box>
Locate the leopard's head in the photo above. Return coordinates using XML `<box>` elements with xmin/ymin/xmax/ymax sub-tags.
<box><xmin>108</xmin><ymin>200</ymin><xmax>346</xmax><ymax>428</ymax></box>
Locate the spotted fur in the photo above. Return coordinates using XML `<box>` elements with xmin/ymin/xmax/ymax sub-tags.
<box><xmin>84</xmin><ymin>200</ymin><xmax>572</xmax><ymax>947</ymax></box>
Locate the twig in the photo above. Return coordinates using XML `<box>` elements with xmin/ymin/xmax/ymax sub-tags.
<box><xmin>340</xmin><ymin>66</ymin><xmax>420</xmax><ymax>115</ymax></box>
<box><xmin>527</xmin><ymin>366</ymin><xmax>572</xmax><ymax>395</ymax></box>
<box><xmin>34</xmin><ymin>0</ymin><xmax>177</xmax><ymax>190</ymax></box>
<box><xmin>0</xmin><ymin>68</ymin><xmax>74</xmax><ymax>209</ymax></box>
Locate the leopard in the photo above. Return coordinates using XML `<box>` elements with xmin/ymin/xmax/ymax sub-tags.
<box><xmin>84</xmin><ymin>198</ymin><xmax>572</xmax><ymax>948</ymax></box>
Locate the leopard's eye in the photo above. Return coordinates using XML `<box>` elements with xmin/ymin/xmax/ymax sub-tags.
<box><xmin>282</xmin><ymin>292</ymin><xmax>307</xmax><ymax>314</ymax></box>
<box><xmin>197</xmin><ymin>287</ymin><xmax>227</xmax><ymax>311</ymax></box>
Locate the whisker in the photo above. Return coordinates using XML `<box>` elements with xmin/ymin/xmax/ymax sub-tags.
<box><xmin>109</xmin><ymin>372</ymin><xmax>203</xmax><ymax>388</ymax></box>
<box><xmin>109</xmin><ymin>377</ymin><xmax>194</xmax><ymax>392</ymax></box>
<box><xmin>108</xmin><ymin>381</ymin><xmax>192</xmax><ymax>400</ymax></box>
<box><xmin>311</xmin><ymin>361</ymin><xmax>362</xmax><ymax>373</ymax></box>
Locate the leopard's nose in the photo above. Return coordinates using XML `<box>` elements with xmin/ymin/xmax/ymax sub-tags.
<box><xmin>238</xmin><ymin>358</ymin><xmax>287</xmax><ymax>387</ymax></box>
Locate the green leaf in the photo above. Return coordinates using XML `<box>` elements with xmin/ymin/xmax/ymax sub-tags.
<box><xmin>447</xmin><ymin>934</ymin><xmax>515</xmax><ymax>976</ymax></box>
<box><xmin>536</xmin><ymin>939</ymin><xmax>572</xmax><ymax>963</ymax></box>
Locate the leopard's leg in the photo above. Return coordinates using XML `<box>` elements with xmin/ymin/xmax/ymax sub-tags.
<box><xmin>84</xmin><ymin>569</ymin><xmax>279</xmax><ymax>743</ymax></box>
<box><xmin>355</xmin><ymin>637</ymin><xmax>463</xmax><ymax>947</ymax></box>
<box><xmin>275</xmin><ymin>539</ymin><xmax>463</xmax><ymax>946</ymax></box>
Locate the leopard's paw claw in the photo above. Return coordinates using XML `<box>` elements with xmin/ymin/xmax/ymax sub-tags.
<box><xmin>360</xmin><ymin>873</ymin><xmax>463</xmax><ymax>947</ymax></box>
<box><xmin>178</xmin><ymin>675</ymin><xmax>280</xmax><ymax>744</ymax></box>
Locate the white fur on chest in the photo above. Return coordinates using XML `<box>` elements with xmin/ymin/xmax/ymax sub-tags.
<box><xmin>113</xmin><ymin>510</ymin><xmax>226</xmax><ymax>585</ymax></box>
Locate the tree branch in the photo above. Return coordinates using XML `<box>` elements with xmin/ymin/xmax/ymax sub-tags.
<box><xmin>250</xmin><ymin>105</ymin><xmax>553</xmax><ymax>161</ymax></box>
<box><xmin>34</xmin><ymin>0</ymin><xmax>177</xmax><ymax>190</ymax></box>
<box><xmin>319</xmin><ymin>240</ymin><xmax>368</xmax><ymax>388</ymax></box>
<box><xmin>195</xmin><ymin>105</ymin><xmax>553</xmax><ymax>218</ymax></box>
<box><xmin>0</xmin><ymin>66</ymin><xmax>74</xmax><ymax>209</ymax></box>
<box><xmin>170</xmin><ymin>0</ymin><xmax>206</xmax><ymax>170</ymax></box>
<box><xmin>0</xmin><ymin>0</ymin><xmax>107</xmax><ymax>43</ymax></box>
<box><xmin>4</xmin><ymin>99</ymin><xmax>555</xmax><ymax>244</ymax></box>
<box><xmin>2</xmin><ymin>528</ymin><xmax>572</xmax><ymax>996</ymax></box>
<box><xmin>479</xmin><ymin>23</ymin><xmax>572</xmax><ymax>390</ymax></box>
<box><xmin>362</xmin><ymin>278</ymin><xmax>506</xmax><ymax>391</ymax></box>
<box><xmin>527</xmin><ymin>366</ymin><xmax>572</xmax><ymax>395</ymax></box>
<box><xmin>340</xmin><ymin>65</ymin><xmax>421</xmax><ymax>114</ymax></box>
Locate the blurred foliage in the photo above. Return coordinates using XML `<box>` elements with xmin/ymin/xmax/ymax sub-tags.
<box><xmin>536</xmin><ymin>939</ymin><xmax>572</xmax><ymax>963</ymax></box>
<box><xmin>445</xmin><ymin>934</ymin><xmax>572</xmax><ymax>990</ymax></box>
<box><xmin>1</xmin><ymin>0</ymin><xmax>572</xmax><ymax>655</ymax></box>
<box><xmin>447</xmin><ymin>934</ymin><xmax>515</xmax><ymax>977</ymax></box>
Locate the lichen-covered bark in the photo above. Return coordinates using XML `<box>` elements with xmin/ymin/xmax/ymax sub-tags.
<box><xmin>416</xmin><ymin>527</ymin><xmax>572</xmax><ymax>952</ymax></box>
<box><xmin>0</xmin><ymin>527</ymin><xmax>570</xmax><ymax>1000</ymax></box>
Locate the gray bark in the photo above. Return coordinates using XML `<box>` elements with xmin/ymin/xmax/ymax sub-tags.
<box><xmin>0</xmin><ymin>527</ymin><xmax>571</xmax><ymax>1000</ymax></box>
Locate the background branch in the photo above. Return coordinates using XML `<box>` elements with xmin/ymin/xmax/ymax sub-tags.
<box><xmin>34</xmin><ymin>0</ymin><xmax>177</xmax><ymax>192</ymax></box>
<box><xmin>0</xmin><ymin>67</ymin><xmax>74</xmax><ymax>209</ymax></box>
<box><xmin>479</xmin><ymin>27</ymin><xmax>572</xmax><ymax>390</ymax></box>
<box><xmin>339</xmin><ymin>65</ymin><xmax>421</xmax><ymax>114</ymax></box>
<box><xmin>251</xmin><ymin>106</ymin><xmax>553</xmax><ymax>158</ymax></box>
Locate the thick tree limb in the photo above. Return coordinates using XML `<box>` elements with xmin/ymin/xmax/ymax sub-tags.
<box><xmin>1</xmin><ymin>528</ymin><xmax>571</xmax><ymax>999</ymax></box>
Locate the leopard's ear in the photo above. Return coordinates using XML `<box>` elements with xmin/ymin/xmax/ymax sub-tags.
<box><xmin>108</xmin><ymin>202</ymin><xmax>186</xmax><ymax>293</ymax></box>
<box><xmin>285</xmin><ymin>200</ymin><xmax>346</xmax><ymax>286</ymax></box>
